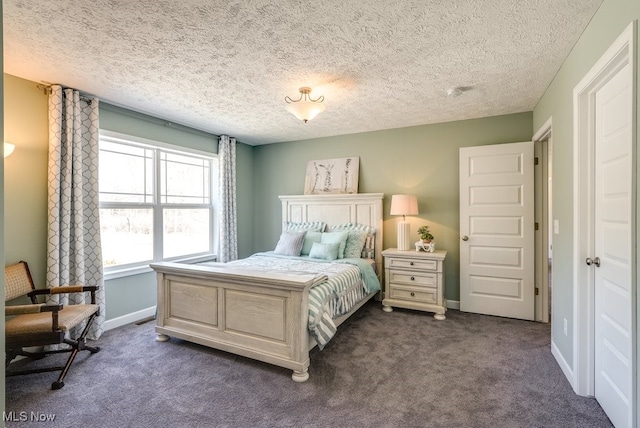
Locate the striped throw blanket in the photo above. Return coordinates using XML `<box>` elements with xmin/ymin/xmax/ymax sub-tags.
<box><xmin>207</xmin><ymin>252</ymin><xmax>380</xmax><ymax>348</ymax></box>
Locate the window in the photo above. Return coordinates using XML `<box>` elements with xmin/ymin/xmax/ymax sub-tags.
<box><xmin>99</xmin><ymin>132</ymin><xmax>217</xmax><ymax>275</ymax></box>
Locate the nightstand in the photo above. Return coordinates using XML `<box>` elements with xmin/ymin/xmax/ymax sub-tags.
<box><xmin>381</xmin><ymin>248</ymin><xmax>447</xmax><ymax>320</ymax></box>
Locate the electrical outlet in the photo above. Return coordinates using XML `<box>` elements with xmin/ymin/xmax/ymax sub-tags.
<box><xmin>564</xmin><ymin>318</ymin><xmax>568</xmax><ymax>336</ymax></box>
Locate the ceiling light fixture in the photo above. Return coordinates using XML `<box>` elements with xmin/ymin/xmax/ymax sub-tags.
<box><xmin>285</xmin><ymin>87</ymin><xmax>325</xmax><ymax>123</ymax></box>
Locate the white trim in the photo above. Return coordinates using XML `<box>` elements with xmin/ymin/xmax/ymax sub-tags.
<box><xmin>104</xmin><ymin>306</ymin><xmax>157</xmax><ymax>331</ymax></box>
<box><xmin>551</xmin><ymin>339</ymin><xmax>575</xmax><ymax>392</ymax></box>
<box><xmin>104</xmin><ymin>253</ymin><xmax>217</xmax><ymax>281</ymax></box>
<box><xmin>532</xmin><ymin>116</ymin><xmax>553</xmax><ymax>142</ymax></box>
<box><xmin>572</xmin><ymin>21</ymin><xmax>635</xmax><ymax>398</ymax></box>
<box><xmin>446</xmin><ymin>300</ymin><xmax>460</xmax><ymax>310</ymax></box>
<box><xmin>533</xmin><ymin>120</ymin><xmax>552</xmax><ymax>324</ymax></box>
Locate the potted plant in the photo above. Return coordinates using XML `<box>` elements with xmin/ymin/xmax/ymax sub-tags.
<box><xmin>416</xmin><ymin>225</ymin><xmax>435</xmax><ymax>252</ymax></box>
<box><xmin>417</xmin><ymin>225</ymin><xmax>434</xmax><ymax>243</ymax></box>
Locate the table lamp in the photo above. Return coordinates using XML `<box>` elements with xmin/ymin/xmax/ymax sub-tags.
<box><xmin>390</xmin><ymin>194</ymin><xmax>418</xmax><ymax>251</ymax></box>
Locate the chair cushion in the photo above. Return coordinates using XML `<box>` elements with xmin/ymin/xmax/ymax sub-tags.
<box><xmin>5</xmin><ymin>304</ymin><xmax>98</xmax><ymax>338</ymax></box>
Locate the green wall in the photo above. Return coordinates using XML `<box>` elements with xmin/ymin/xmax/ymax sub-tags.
<box><xmin>532</xmin><ymin>0</ymin><xmax>640</xmax><ymax>374</ymax></box>
<box><xmin>252</xmin><ymin>112</ymin><xmax>533</xmax><ymax>302</ymax></box>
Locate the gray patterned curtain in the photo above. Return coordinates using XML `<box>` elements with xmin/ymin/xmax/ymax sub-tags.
<box><xmin>218</xmin><ymin>135</ymin><xmax>238</xmax><ymax>262</ymax></box>
<box><xmin>46</xmin><ymin>85</ymin><xmax>105</xmax><ymax>339</ymax></box>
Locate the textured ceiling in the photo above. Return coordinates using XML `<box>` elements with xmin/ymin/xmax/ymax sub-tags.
<box><xmin>4</xmin><ymin>0</ymin><xmax>602</xmax><ymax>145</ymax></box>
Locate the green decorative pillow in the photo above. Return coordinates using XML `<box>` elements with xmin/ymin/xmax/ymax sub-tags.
<box><xmin>320</xmin><ymin>231</ymin><xmax>349</xmax><ymax>259</ymax></box>
<box><xmin>343</xmin><ymin>230</ymin><xmax>369</xmax><ymax>258</ymax></box>
<box><xmin>301</xmin><ymin>231</ymin><xmax>323</xmax><ymax>256</ymax></box>
<box><xmin>308</xmin><ymin>242</ymin><xmax>340</xmax><ymax>261</ymax></box>
<box><xmin>328</xmin><ymin>223</ymin><xmax>375</xmax><ymax>258</ymax></box>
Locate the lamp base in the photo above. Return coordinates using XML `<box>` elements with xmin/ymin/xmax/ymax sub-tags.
<box><xmin>397</xmin><ymin>221</ymin><xmax>411</xmax><ymax>251</ymax></box>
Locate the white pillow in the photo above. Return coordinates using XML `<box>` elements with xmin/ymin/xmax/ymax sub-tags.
<box><xmin>273</xmin><ymin>231</ymin><xmax>306</xmax><ymax>256</ymax></box>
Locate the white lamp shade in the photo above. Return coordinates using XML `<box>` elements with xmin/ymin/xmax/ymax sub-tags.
<box><xmin>4</xmin><ymin>142</ymin><xmax>15</xmax><ymax>158</ymax></box>
<box><xmin>390</xmin><ymin>194</ymin><xmax>418</xmax><ymax>251</ymax></box>
<box><xmin>286</xmin><ymin>100</ymin><xmax>325</xmax><ymax>122</ymax></box>
<box><xmin>390</xmin><ymin>194</ymin><xmax>418</xmax><ymax>216</ymax></box>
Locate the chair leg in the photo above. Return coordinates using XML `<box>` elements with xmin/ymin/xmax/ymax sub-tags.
<box><xmin>6</xmin><ymin>350</ymin><xmax>18</xmax><ymax>368</ymax></box>
<box><xmin>51</xmin><ymin>315</ymin><xmax>99</xmax><ymax>390</ymax></box>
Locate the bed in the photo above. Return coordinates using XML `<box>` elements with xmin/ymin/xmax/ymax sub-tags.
<box><xmin>151</xmin><ymin>193</ymin><xmax>384</xmax><ymax>382</ymax></box>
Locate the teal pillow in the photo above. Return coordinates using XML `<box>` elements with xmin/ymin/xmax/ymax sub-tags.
<box><xmin>308</xmin><ymin>242</ymin><xmax>340</xmax><ymax>261</ymax></box>
<box><xmin>343</xmin><ymin>230</ymin><xmax>368</xmax><ymax>258</ymax></box>
<box><xmin>320</xmin><ymin>231</ymin><xmax>349</xmax><ymax>258</ymax></box>
<box><xmin>301</xmin><ymin>231</ymin><xmax>323</xmax><ymax>256</ymax></box>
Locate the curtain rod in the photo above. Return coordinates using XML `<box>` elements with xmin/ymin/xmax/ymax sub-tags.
<box><xmin>36</xmin><ymin>83</ymin><xmax>95</xmax><ymax>103</ymax></box>
<box><xmin>36</xmin><ymin>83</ymin><xmax>226</xmax><ymax>141</ymax></box>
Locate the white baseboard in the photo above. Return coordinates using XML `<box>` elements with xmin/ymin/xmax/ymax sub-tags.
<box><xmin>447</xmin><ymin>300</ymin><xmax>460</xmax><ymax>310</ymax></box>
<box><xmin>104</xmin><ymin>306</ymin><xmax>156</xmax><ymax>331</ymax></box>
<box><xmin>551</xmin><ymin>339</ymin><xmax>575</xmax><ymax>391</ymax></box>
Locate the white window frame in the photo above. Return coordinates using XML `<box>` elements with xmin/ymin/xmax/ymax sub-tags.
<box><xmin>99</xmin><ymin>130</ymin><xmax>218</xmax><ymax>280</ymax></box>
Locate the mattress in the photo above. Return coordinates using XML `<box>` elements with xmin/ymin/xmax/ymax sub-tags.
<box><xmin>201</xmin><ymin>252</ymin><xmax>380</xmax><ymax>348</ymax></box>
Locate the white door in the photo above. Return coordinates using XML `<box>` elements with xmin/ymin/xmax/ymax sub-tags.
<box><xmin>593</xmin><ymin>60</ymin><xmax>633</xmax><ymax>428</ymax></box>
<box><xmin>459</xmin><ymin>142</ymin><xmax>535</xmax><ymax>320</ymax></box>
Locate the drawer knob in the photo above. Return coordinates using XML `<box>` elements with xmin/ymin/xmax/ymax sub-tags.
<box><xmin>410</xmin><ymin>292</ymin><xmax>415</xmax><ymax>297</ymax></box>
<box><xmin>410</xmin><ymin>276</ymin><xmax>415</xmax><ymax>281</ymax></box>
<box><xmin>409</xmin><ymin>261</ymin><xmax>414</xmax><ymax>266</ymax></box>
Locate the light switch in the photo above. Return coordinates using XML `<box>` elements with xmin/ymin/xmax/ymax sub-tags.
<box><xmin>553</xmin><ymin>219</ymin><xmax>559</xmax><ymax>235</ymax></box>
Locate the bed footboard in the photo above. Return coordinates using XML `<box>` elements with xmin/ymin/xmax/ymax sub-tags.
<box><xmin>151</xmin><ymin>262</ymin><xmax>326</xmax><ymax>382</ymax></box>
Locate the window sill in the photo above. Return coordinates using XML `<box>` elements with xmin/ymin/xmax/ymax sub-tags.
<box><xmin>104</xmin><ymin>254</ymin><xmax>217</xmax><ymax>281</ymax></box>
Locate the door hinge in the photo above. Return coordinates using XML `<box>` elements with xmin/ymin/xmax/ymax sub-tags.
<box><xmin>535</xmin><ymin>287</ymin><xmax>539</xmax><ymax>296</ymax></box>
<box><xmin>534</xmin><ymin>157</ymin><xmax>539</xmax><ymax>165</ymax></box>
<box><xmin>535</xmin><ymin>222</ymin><xmax>539</xmax><ymax>230</ymax></box>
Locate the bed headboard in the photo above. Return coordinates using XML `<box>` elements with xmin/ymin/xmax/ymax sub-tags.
<box><xmin>279</xmin><ymin>193</ymin><xmax>384</xmax><ymax>275</ymax></box>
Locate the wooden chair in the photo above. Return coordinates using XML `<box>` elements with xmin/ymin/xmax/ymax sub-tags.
<box><xmin>5</xmin><ymin>261</ymin><xmax>101</xmax><ymax>389</ymax></box>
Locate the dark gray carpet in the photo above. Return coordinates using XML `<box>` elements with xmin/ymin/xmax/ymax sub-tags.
<box><xmin>6</xmin><ymin>301</ymin><xmax>612</xmax><ymax>427</ymax></box>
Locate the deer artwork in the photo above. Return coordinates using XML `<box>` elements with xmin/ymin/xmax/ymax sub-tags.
<box><xmin>343</xmin><ymin>157</ymin><xmax>352</xmax><ymax>193</ymax></box>
<box><xmin>318</xmin><ymin>161</ymin><xmax>335</xmax><ymax>192</ymax></box>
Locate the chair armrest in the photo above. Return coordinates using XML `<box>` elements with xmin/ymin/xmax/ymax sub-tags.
<box><xmin>28</xmin><ymin>285</ymin><xmax>100</xmax><ymax>304</ymax></box>
<box><xmin>6</xmin><ymin>303</ymin><xmax>63</xmax><ymax>316</ymax></box>
<box><xmin>29</xmin><ymin>285</ymin><xmax>99</xmax><ymax>296</ymax></box>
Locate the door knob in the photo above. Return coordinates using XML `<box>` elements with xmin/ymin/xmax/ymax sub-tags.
<box><xmin>586</xmin><ymin>257</ymin><xmax>601</xmax><ymax>267</ymax></box>
<box><xmin>461</xmin><ymin>235</ymin><xmax>469</xmax><ymax>241</ymax></box>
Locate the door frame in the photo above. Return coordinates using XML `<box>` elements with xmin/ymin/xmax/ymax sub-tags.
<box><xmin>533</xmin><ymin>117</ymin><xmax>552</xmax><ymax>324</ymax></box>
<box><xmin>572</xmin><ymin>21</ymin><xmax>636</xmax><ymax>401</ymax></box>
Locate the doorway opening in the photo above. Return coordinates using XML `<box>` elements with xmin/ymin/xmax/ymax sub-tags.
<box><xmin>534</xmin><ymin>118</ymin><xmax>553</xmax><ymax>323</ymax></box>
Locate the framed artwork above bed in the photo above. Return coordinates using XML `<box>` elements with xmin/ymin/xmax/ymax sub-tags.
<box><xmin>304</xmin><ymin>156</ymin><xmax>359</xmax><ymax>195</ymax></box>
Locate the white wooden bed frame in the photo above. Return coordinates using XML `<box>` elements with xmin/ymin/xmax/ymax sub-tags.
<box><xmin>151</xmin><ymin>193</ymin><xmax>384</xmax><ymax>382</ymax></box>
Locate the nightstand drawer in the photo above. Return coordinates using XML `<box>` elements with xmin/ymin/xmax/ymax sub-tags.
<box><xmin>389</xmin><ymin>285</ymin><xmax>437</xmax><ymax>304</ymax></box>
<box><xmin>386</xmin><ymin>257</ymin><xmax>437</xmax><ymax>271</ymax></box>
<box><xmin>388</xmin><ymin>270</ymin><xmax>437</xmax><ymax>288</ymax></box>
